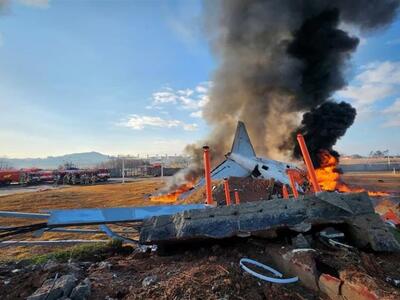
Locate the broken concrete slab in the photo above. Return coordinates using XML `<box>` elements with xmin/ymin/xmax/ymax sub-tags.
<box><xmin>339</xmin><ymin>269</ymin><xmax>400</xmax><ymax>300</ymax></box>
<box><xmin>266</xmin><ymin>245</ymin><xmax>319</xmax><ymax>291</ymax></box>
<box><xmin>140</xmin><ymin>192</ymin><xmax>400</xmax><ymax>252</ymax></box>
<box><xmin>318</xmin><ymin>273</ymin><xmax>342</xmax><ymax>300</ymax></box>
<box><xmin>27</xmin><ymin>274</ymin><xmax>78</xmax><ymax>300</ymax></box>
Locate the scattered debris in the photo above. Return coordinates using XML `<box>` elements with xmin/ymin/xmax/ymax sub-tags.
<box><xmin>142</xmin><ymin>275</ymin><xmax>158</xmax><ymax>288</ymax></box>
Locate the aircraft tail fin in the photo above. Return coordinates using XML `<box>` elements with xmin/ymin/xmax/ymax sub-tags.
<box><xmin>230</xmin><ymin>121</ymin><xmax>256</xmax><ymax>157</ymax></box>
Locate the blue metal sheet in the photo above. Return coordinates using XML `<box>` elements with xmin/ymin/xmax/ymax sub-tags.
<box><xmin>47</xmin><ymin>204</ymin><xmax>206</xmax><ymax>226</ymax></box>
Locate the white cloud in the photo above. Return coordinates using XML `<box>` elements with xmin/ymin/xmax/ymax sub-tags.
<box><xmin>190</xmin><ymin>110</ymin><xmax>203</xmax><ymax>118</ymax></box>
<box><xmin>152</xmin><ymin>91</ymin><xmax>177</xmax><ymax>104</ymax></box>
<box><xmin>338</xmin><ymin>83</ymin><xmax>395</xmax><ymax>106</ymax></box>
<box><xmin>383</xmin><ymin>98</ymin><xmax>400</xmax><ymax>114</ymax></box>
<box><xmin>177</xmin><ymin>89</ymin><xmax>194</xmax><ymax>97</ymax></box>
<box><xmin>338</xmin><ymin>61</ymin><xmax>400</xmax><ymax>126</ymax></box>
<box><xmin>121</xmin><ymin>114</ymin><xmax>197</xmax><ymax>131</ymax></box>
<box><xmin>147</xmin><ymin>81</ymin><xmax>212</xmax><ymax>117</ymax></box>
<box><xmin>382</xmin><ymin>98</ymin><xmax>400</xmax><ymax>127</ymax></box>
<box><xmin>356</xmin><ymin>61</ymin><xmax>400</xmax><ymax>85</ymax></box>
<box><xmin>18</xmin><ymin>0</ymin><xmax>50</xmax><ymax>8</ymax></box>
<box><xmin>182</xmin><ymin>123</ymin><xmax>198</xmax><ymax>131</ymax></box>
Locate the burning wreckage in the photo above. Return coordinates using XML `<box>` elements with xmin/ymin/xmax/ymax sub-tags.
<box><xmin>0</xmin><ymin>122</ymin><xmax>399</xmax><ymax>252</ymax></box>
<box><xmin>1</xmin><ymin>121</ymin><xmax>400</xmax><ymax>299</ymax></box>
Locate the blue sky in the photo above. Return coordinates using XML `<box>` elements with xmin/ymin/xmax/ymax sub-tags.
<box><xmin>0</xmin><ymin>0</ymin><xmax>399</xmax><ymax>158</ymax></box>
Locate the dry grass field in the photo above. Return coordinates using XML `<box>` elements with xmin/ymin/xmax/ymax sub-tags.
<box><xmin>342</xmin><ymin>171</ymin><xmax>400</xmax><ymax>194</ymax></box>
<box><xmin>0</xmin><ymin>179</ymin><xmax>165</xmax><ymax>260</ymax></box>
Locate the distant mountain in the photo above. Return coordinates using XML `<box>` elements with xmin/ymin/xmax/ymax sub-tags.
<box><xmin>0</xmin><ymin>152</ymin><xmax>113</xmax><ymax>169</ymax></box>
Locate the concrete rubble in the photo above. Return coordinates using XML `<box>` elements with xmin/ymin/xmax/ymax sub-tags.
<box><xmin>27</xmin><ymin>274</ymin><xmax>91</xmax><ymax>300</ymax></box>
<box><xmin>140</xmin><ymin>192</ymin><xmax>400</xmax><ymax>252</ymax></box>
<box><xmin>27</xmin><ymin>275</ymin><xmax>77</xmax><ymax>300</ymax></box>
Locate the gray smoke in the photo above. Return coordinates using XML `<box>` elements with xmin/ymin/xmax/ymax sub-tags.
<box><xmin>183</xmin><ymin>0</ymin><xmax>399</xmax><ymax>174</ymax></box>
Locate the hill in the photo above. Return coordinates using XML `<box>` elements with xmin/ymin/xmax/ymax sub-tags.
<box><xmin>0</xmin><ymin>152</ymin><xmax>112</xmax><ymax>169</ymax></box>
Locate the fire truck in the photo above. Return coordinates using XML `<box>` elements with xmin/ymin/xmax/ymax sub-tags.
<box><xmin>0</xmin><ymin>167</ymin><xmax>110</xmax><ymax>186</ymax></box>
<box><xmin>0</xmin><ymin>170</ymin><xmax>20</xmax><ymax>186</ymax></box>
<box><xmin>56</xmin><ymin>168</ymin><xmax>110</xmax><ymax>185</ymax></box>
<box><xmin>94</xmin><ymin>168</ymin><xmax>111</xmax><ymax>181</ymax></box>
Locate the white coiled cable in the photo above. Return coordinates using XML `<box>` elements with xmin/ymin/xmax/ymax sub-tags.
<box><xmin>239</xmin><ymin>258</ymin><xmax>299</xmax><ymax>284</ymax></box>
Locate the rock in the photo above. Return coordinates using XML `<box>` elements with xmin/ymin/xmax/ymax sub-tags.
<box><xmin>98</xmin><ymin>261</ymin><xmax>112</xmax><ymax>270</ymax></box>
<box><xmin>386</xmin><ymin>276</ymin><xmax>400</xmax><ymax>288</ymax></box>
<box><xmin>66</xmin><ymin>263</ymin><xmax>82</xmax><ymax>276</ymax></box>
<box><xmin>79</xmin><ymin>262</ymin><xmax>92</xmax><ymax>268</ymax></box>
<box><xmin>291</xmin><ymin>233</ymin><xmax>310</xmax><ymax>248</ymax></box>
<box><xmin>142</xmin><ymin>275</ymin><xmax>158</xmax><ymax>288</ymax></box>
<box><xmin>318</xmin><ymin>273</ymin><xmax>342</xmax><ymax>300</ymax></box>
<box><xmin>27</xmin><ymin>274</ymin><xmax>78</xmax><ymax>300</ymax></box>
<box><xmin>70</xmin><ymin>278</ymin><xmax>91</xmax><ymax>300</ymax></box>
<box><xmin>43</xmin><ymin>260</ymin><xmax>59</xmax><ymax>272</ymax></box>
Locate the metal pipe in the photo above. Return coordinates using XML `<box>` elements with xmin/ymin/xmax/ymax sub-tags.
<box><xmin>296</xmin><ymin>134</ymin><xmax>321</xmax><ymax>193</ymax></box>
<box><xmin>234</xmin><ymin>190</ymin><xmax>240</xmax><ymax>205</ymax></box>
<box><xmin>287</xmin><ymin>170</ymin><xmax>299</xmax><ymax>198</ymax></box>
<box><xmin>0</xmin><ymin>240</ymin><xmax>109</xmax><ymax>248</ymax></box>
<box><xmin>282</xmin><ymin>185</ymin><xmax>289</xmax><ymax>199</ymax></box>
<box><xmin>0</xmin><ymin>211</ymin><xmax>50</xmax><ymax>219</ymax></box>
<box><xmin>223</xmin><ymin>178</ymin><xmax>232</xmax><ymax>206</ymax></box>
<box><xmin>203</xmin><ymin>146</ymin><xmax>214</xmax><ymax>205</ymax></box>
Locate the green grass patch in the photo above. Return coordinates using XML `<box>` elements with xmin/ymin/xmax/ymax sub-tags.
<box><xmin>27</xmin><ymin>239</ymin><xmax>125</xmax><ymax>265</ymax></box>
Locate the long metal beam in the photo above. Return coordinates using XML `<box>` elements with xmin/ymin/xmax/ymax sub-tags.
<box><xmin>0</xmin><ymin>240</ymin><xmax>109</xmax><ymax>248</ymax></box>
<box><xmin>0</xmin><ymin>211</ymin><xmax>50</xmax><ymax>219</ymax></box>
<box><xmin>47</xmin><ymin>204</ymin><xmax>207</xmax><ymax>226</ymax></box>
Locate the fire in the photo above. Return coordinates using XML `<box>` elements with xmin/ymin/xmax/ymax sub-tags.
<box><xmin>150</xmin><ymin>182</ymin><xmax>194</xmax><ymax>203</ymax></box>
<box><xmin>314</xmin><ymin>150</ymin><xmax>389</xmax><ymax>197</ymax></box>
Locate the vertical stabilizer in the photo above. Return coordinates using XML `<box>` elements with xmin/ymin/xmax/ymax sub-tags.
<box><xmin>230</xmin><ymin>121</ymin><xmax>256</xmax><ymax>157</ymax></box>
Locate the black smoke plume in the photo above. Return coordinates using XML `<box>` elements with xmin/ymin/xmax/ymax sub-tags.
<box><xmin>293</xmin><ymin>101</ymin><xmax>356</xmax><ymax>167</ymax></box>
<box><xmin>174</xmin><ymin>0</ymin><xmax>399</xmax><ymax>186</ymax></box>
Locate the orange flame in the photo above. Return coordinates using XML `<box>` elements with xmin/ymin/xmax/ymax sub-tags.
<box><xmin>315</xmin><ymin>150</ymin><xmax>389</xmax><ymax>197</ymax></box>
<box><xmin>150</xmin><ymin>182</ymin><xmax>194</xmax><ymax>203</ymax></box>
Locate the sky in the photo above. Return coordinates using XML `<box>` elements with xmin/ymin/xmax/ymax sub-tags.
<box><xmin>0</xmin><ymin>0</ymin><xmax>400</xmax><ymax>158</ymax></box>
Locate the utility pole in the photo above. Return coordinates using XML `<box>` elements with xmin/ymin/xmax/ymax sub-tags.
<box><xmin>122</xmin><ymin>157</ymin><xmax>125</xmax><ymax>184</ymax></box>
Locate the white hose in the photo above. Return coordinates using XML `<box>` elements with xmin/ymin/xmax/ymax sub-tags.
<box><xmin>291</xmin><ymin>248</ymin><xmax>316</xmax><ymax>253</ymax></box>
<box><xmin>239</xmin><ymin>258</ymin><xmax>299</xmax><ymax>284</ymax></box>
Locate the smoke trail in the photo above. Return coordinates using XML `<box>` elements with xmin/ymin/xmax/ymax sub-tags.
<box><xmin>293</xmin><ymin>101</ymin><xmax>357</xmax><ymax>167</ymax></box>
<box><xmin>184</xmin><ymin>0</ymin><xmax>399</xmax><ymax>170</ymax></box>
